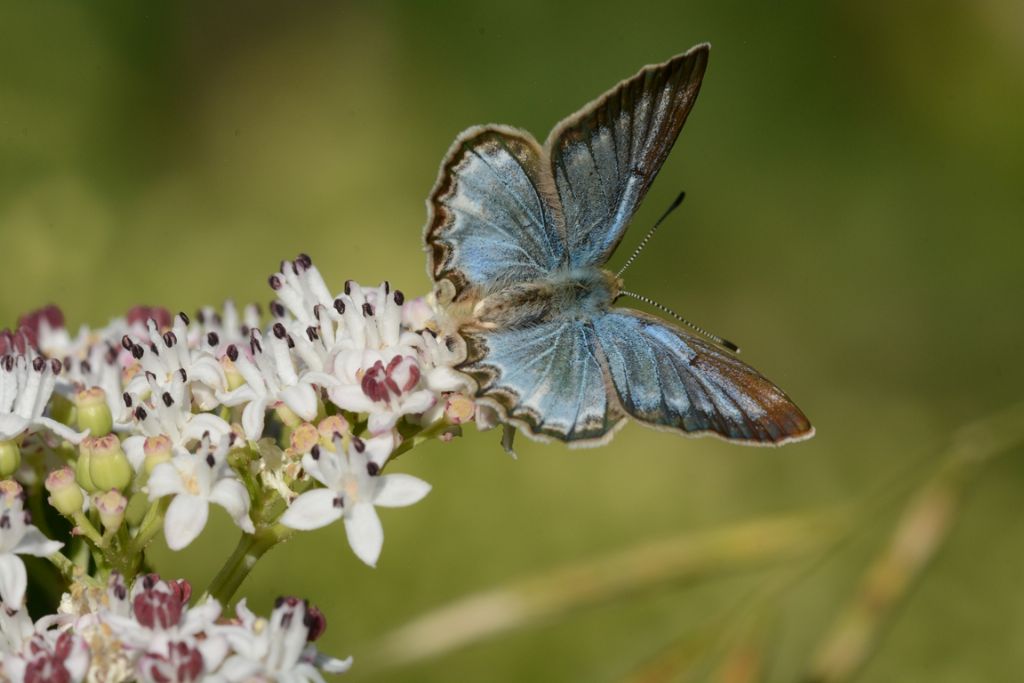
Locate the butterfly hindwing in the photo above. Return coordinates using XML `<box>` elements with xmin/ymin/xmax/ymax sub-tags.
<box><xmin>593</xmin><ymin>309</ymin><xmax>813</xmax><ymax>445</ymax></box>
<box><xmin>546</xmin><ymin>44</ymin><xmax>709</xmax><ymax>268</ymax></box>
<box><xmin>461</xmin><ymin>319</ymin><xmax>625</xmax><ymax>443</ymax></box>
<box><xmin>425</xmin><ymin>126</ymin><xmax>567</xmax><ymax>300</ymax></box>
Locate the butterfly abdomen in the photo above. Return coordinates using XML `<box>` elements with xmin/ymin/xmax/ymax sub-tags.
<box><xmin>469</xmin><ymin>267</ymin><xmax>620</xmax><ymax>330</ymax></box>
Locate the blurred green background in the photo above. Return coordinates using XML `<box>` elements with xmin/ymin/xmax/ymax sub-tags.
<box><xmin>2</xmin><ymin>1</ymin><xmax>1023</xmax><ymax>681</ymax></box>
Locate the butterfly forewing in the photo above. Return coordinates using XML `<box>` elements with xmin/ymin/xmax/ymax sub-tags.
<box><xmin>425</xmin><ymin>126</ymin><xmax>566</xmax><ymax>300</ymax></box>
<box><xmin>593</xmin><ymin>310</ymin><xmax>813</xmax><ymax>444</ymax></box>
<box><xmin>546</xmin><ymin>44</ymin><xmax>709</xmax><ymax>268</ymax></box>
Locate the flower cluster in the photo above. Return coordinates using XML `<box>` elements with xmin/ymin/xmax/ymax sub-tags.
<box><xmin>1</xmin><ymin>570</ymin><xmax>350</xmax><ymax>683</ymax></box>
<box><xmin>0</xmin><ymin>253</ymin><xmax>498</xmax><ymax>681</ymax></box>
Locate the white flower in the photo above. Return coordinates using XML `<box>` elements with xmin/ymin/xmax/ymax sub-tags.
<box><xmin>146</xmin><ymin>434</ymin><xmax>254</xmax><ymax>550</ymax></box>
<box><xmin>190</xmin><ymin>300</ymin><xmax>262</xmax><ymax>354</ymax></box>
<box><xmin>280</xmin><ymin>433</ymin><xmax>430</xmax><ymax>567</ymax></box>
<box><xmin>1</xmin><ymin>626</ymin><xmax>91</xmax><ymax>683</ymax></box>
<box><xmin>123</xmin><ymin>313</ymin><xmax>226</xmax><ymax>411</ymax></box>
<box><xmin>0</xmin><ymin>353</ymin><xmax>86</xmax><ymax>443</ymax></box>
<box><xmin>212</xmin><ymin>598</ymin><xmax>352</xmax><ymax>682</ymax></box>
<box><xmin>0</xmin><ymin>485</ymin><xmax>63</xmax><ymax>606</ymax></box>
<box><xmin>268</xmin><ymin>254</ymin><xmax>335</xmax><ymax>325</ymax></box>
<box><xmin>217</xmin><ymin>329</ymin><xmax>336</xmax><ymax>442</ymax></box>
<box><xmin>103</xmin><ymin>575</ymin><xmax>227</xmax><ymax>676</ymax></box>
<box><xmin>122</xmin><ymin>374</ymin><xmax>232</xmax><ymax>472</ymax></box>
<box><xmin>328</xmin><ymin>352</ymin><xmax>437</xmax><ymax>434</ymax></box>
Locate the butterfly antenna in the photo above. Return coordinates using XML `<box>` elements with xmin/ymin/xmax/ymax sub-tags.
<box><xmin>618</xmin><ymin>290</ymin><xmax>741</xmax><ymax>353</ymax></box>
<box><xmin>616</xmin><ymin>191</ymin><xmax>687</xmax><ymax>278</ymax></box>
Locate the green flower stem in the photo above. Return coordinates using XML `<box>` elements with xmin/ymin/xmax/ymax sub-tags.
<box><xmin>206</xmin><ymin>523</ymin><xmax>296</xmax><ymax>605</ymax></box>
<box><xmin>71</xmin><ymin>510</ymin><xmax>104</xmax><ymax>546</ymax></box>
<box><xmin>47</xmin><ymin>550</ymin><xmax>77</xmax><ymax>582</ymax></box>
<box><xmin>386</xmin><ymin>419</ymin><xmax>459</xmax><ymax>467</ymax></box>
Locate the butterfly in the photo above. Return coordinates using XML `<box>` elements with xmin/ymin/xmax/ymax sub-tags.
<box><xmin>423</xmin><ymin>44</ymin><xmax>813</xmax><ymax>447</ymax></box>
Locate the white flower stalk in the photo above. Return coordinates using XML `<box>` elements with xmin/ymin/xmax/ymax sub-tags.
<box><xmin>217</xmin><ymin>329</ymin><xmax>336</xmax><ymax>442</ymax></box>
<box><xmin>280</xmin><ymin>433</ymin><xmax>431</xmax><ymax>567</ymax></box>
<box><xmin>0</xmin><ymin>484</ymin><xmax>63</xmax><ymax>606</ymax></box>
<box><xmin>213</xmin><ymin>597</ymin><xmax>352</xmax><ymax>682</ymax></box>
<box><xmin>0</xmin><ymin>354</ymin><xmax>86</xmax><ymax>443</ymax></box>
<box><xmin>146</xmin><ymin>434</ymin><xmax>254</xmax><ymax>550</ymax></box>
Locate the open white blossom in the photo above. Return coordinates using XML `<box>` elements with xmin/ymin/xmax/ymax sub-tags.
<box><xmin>146</xmin><ymin>434</ymin><xmax>254</xmax><ymax>550</ymax></box>
<box><xmin>211</xmin><ymin>597</ymin><xmax>352</xmax><ymax>682</ymax></box>
<box><xmin>280</xmin><ymin>433</ymin><xmax>431</xmax><ymax>567</ymax></box>
<box><xmin>0</xmin><ymin>484</ymin><xmax>63</xmax><ymax>607</ymax></box>
<box><xmin>0</xmin><ymin>354</ymin><xmax>86</xmax><ymax>444</ymax></box>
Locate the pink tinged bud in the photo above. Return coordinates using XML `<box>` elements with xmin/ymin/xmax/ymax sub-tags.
<box><xmin>138</xmin><ymin>641</ymin><xmax>205</xmax><ymax>683</ymax></box>
<box><xmin>46</xmin><ymin>467</ymin><xmax>85</xmax><ymax>515</ymax></box>
<box><xmin>133</xmin><ymin>585</ymin><xmax>185</xmax><ymax>630</ymax></box>
<box><xmin>75</xmin><ymin>387</ymin><xmax>113</xmax><ymax>437</ymax></box>
<box><xmin>17</xmin><ymin>304</ymin><xmax>65</xmax><ymax>338</ymax></box>
<box><xmin>0</xmin><ymin>439</ymin><xmax>21</xmax><ymax>477</ymax></box>
<box><xmin>289</xmin><ymin>422</ymin><xmax>319</xmax><ymax>455</ymax></box>
<box><xmin>143</xmin><ymin>435</ymin><xmax>173</xmax><ymax>474</ymax></box>
<box><xmin>85</xmin><ymin>434</ymin><xmax>132</xmax><ymax>491</ymax></box>
<box><xmin>305</xmin><ymin>601</ymin><xmax>328</xmax><ymax>641</ymax></box>
<box><xmin>22</xmin><ymin>631</ymin><xmax>88</xmax><ymax>683</ymax></box>
<box><xmin>126</xmin><ymin>305</ymin><xmax>172</xmax><ymax>331</ymax></box>
<box><xmin>444</xmin><ymin>394</ymin><xmax>476</xmax><ymax>425</ymax></box>
<box><xmin>317</xmin><ymin>415</ymin><xmax>350</xmax><ymax>445</ymax></box>
<box><xmin>0</xmin><ymin>479</ymin><xmax>24</xmax><ymax>498</ymax></box>
<box><xmin>94</xmin><ymin>489</ymin><xmax>127</xmax><ymax>532</ymax></box>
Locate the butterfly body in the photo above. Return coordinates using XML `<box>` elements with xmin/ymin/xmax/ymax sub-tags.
<box><xmin>424</xmin><ymin>45</ymin><xmax>814</xmax><ymax>447</ymax></box>
<box><xmin>468</xmin><ymin>266</ymin><xmax>620</xmax><ymax>330</ymax></box>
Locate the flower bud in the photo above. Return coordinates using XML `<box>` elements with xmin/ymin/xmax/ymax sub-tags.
<box><xmin>86</xmin><ymin>434</ymin><xmax>132</xmax><ymax>492</ymax></box>
<box><xmin>45</xmin><ymin>467</ymin><xmax>85</xmax><ymax>515</ymax></box>
<box><xmin>289</xmin><ymin>422</ymin><xmax>319</xmax><ymax>456</ymax></box>
<box><xmin>444</xmin><ymin>394</ymin><xmax>476</xmax><ymax>425</ymax></box>
<box><xmin>94</xmin><ymin>490</ymin><xmax>127</xmax><ymax>532</ymax></box>
<box><xmin>0</xmin><ymin>440</ymin><xmax>21</xmax><ymax>478</ymax></box>
<box><xmin>317</xmin><ymin>415</ymin><xmax>350</xmax><ymax>446</ymax></box>
<box><xmin>76</xmin><ymin>446</ymin><xmax>98</xmax><ymax>493</ymax></box>
<box><xmin>0</xmin><ymin>479</ymin><xmax>24</xmax><ymax>498</ymax></box>
<box><xmin>75</xmin><ymin>387</ymin><xmax>113</xmax><ymax>437</ymax></box>
<box><xmin>142</xmin><ymin>435</ymin><xmax>173</xmax><ymax>475</ymax></box>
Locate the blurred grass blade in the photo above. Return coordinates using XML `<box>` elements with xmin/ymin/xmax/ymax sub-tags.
<box><xmin>806</xmin><ymin>402</ymin><xmax>1024</xmax><ymax>682</ymax></box>
<box><xmin>374</xmin><ymin>510</ymin><xmax>844</xmax><ymax>668</ymax></box>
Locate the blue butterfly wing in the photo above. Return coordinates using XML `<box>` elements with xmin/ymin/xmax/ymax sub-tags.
<box><xmin>460</xmin><ymin>320</ymin><xmax>625</xmax><ymax>443</ymax></box>
<box><xmin>425</xmin><ymin>125</ymin><xmax>567</xmax><ymax>299</ymax></box>
<box><xmin>593</xmin><ymin>309</ymin><xmax>813</xmax><ymax>445</ymax></box>
<box><xmin>545</xmin><ymin>45</ymin><xmax>709</xmax><ymax>268</ymax></box>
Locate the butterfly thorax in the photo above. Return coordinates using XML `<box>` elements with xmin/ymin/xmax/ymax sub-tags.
<box><xmin>465</xmin><ymin>267</ymin><xmax>621</xmax><ymax>331</ymax></box>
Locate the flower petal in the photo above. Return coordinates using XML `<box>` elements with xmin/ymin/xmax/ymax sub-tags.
<box><xmin>241</xmin><ymin>396</ymin><xmax>269</xmax><ymax>441</ymax></box>
<box><xmin>164</xmin><ymin>494</ymin><xmax>210</xmax><ymax>551</ymax></box>
<box><xmin>146</xmin><ymin>462</ymin><xmax>186</xmax><ymax>500</ymax></box>
<box><xmin>280</xmin><ymin>489</ymin><xmax>342</xmax><ymax>531</ymax></box>
<box><xmin>344</xmin><ymin>502</ymin><xmax>383</xmax><ymax>567</ymax></box>
<box><xmin>374</xmin><ymin>474</ymin><xmax>431</xmax><ymax>508</ymax></box>
<box><xmin>11</xmin><ymin>526</ymin><xmax>63</xmax><ymax>557</ymax></box>
<box><xmin>210</xmin><ymin>479</ymin><xmax>254</xmax><ymax>533</ymax></box>
<box><xmin>0</xmin><ymin>414</ymin><xmax>29</xmax><ymax>440</ymax></box>
<box><xmin>280</xmin><ymin>383</ymin><xmax>318</xmax><ymax>422</ymax></box>
<box><xmin>0</xmin><ymin>553</ymin><xmax>27</xmax><ymax>606</ymax></box>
